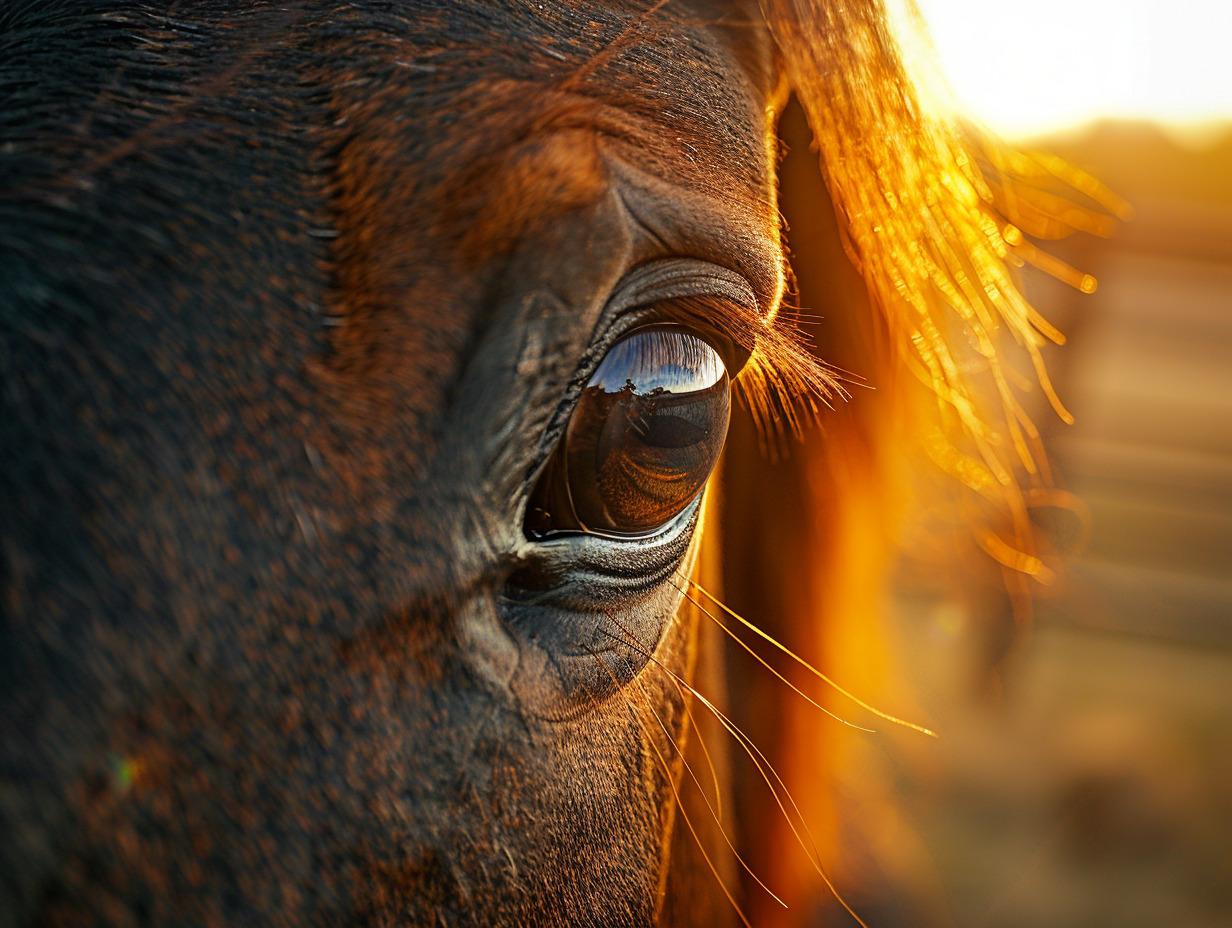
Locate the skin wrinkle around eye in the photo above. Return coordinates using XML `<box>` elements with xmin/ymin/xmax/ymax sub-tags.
<box><xmin>603</xmin><ymin>151</ymin><xmax>785</xmax><ymax>316</ymax></box>
<box><xmin>514</xmin><ymin>260</ymin><xmax>758</xmax><ymax>545</ymax></box>
<box><xmin>498</xmin><ymin>274</ymin><xmax>751</xmax><ymax>714</ymax></box>
<box><xmin>498</xmin><ymin>495</ymin><xmax>704</xmax><ymax>720</ymax></box>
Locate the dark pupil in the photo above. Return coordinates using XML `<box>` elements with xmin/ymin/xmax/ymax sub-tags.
<box><xmin>562</xmin><ymin>329</ymin><xmax>730</xmax><ymax>536</ymax></box>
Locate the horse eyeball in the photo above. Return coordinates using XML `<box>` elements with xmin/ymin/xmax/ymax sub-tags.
<box><xmin>527</xmin><ymin>327</ymin><xmax>730</xmax><ymax>538</ymax></box>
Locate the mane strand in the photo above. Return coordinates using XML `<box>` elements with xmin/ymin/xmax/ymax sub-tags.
<box><xmin>760</xmin><ymin>0</ymin><xmax>1122</xmax><ymax>595</ymax></box>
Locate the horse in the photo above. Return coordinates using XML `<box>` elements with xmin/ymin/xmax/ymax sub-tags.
<box><xmin>0</xmin><ymin>1</ymin><xmax>1119</xmax><ymax>924</ymax></box>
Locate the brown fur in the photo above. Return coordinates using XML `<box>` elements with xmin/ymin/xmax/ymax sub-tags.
<box><xmin>0</xmin><ymin>1</ymin><xmax>1108</xmax><ymax>925</ymax></box>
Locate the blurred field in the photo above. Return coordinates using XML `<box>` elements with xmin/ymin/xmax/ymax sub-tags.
<box><xmin>872</xmin><ymin>122</ymin><xmax>1232</xmax><ymax>928</ymax></box>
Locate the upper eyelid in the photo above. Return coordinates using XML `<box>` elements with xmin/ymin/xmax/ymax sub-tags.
<box><xmin>605</xmin><ymin>260</ymin><xmax>762</xmax><ymax>324</ymax></box>
<box><xmin>580</xmin><ymin>259</ymin><xmax>842</xmax><ymax>448</ymax></box>
<box><xmin>588</xmin><ymin>259</ymin><xmax>763</xmax><ymax>374</ymax></box>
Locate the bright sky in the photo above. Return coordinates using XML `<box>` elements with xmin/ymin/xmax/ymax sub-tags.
<box><xmin>913</xmin><ymin>0</ymin><xmax>1232</xmax><ymax>140</ymax></box>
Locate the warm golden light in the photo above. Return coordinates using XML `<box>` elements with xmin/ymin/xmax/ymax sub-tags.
<box><xmin>915</xmin><ymin>0</ymin><xmax>1232</xmax><ymax>139</ymax></box>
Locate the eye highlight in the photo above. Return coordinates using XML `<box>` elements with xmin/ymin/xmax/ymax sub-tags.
<box><xmin>526</xmin><ymin>326</ymin><xmax>731</xmax><ymax>538</ymax></box>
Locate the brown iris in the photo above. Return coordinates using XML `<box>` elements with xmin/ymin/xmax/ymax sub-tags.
<box><xmin>526</xmin><ymin>327</ymin><xmax>730</xmax><ymax>538</ymax></box>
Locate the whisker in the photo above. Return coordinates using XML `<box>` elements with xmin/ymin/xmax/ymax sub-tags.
<box><xmin>597</xmin><ymin>623</ymin><xmax>787</xmax><ymax>909</ymax></box>
<box><xmin>601</xmin><ymin>624</ymin><xmax>870</xmax><ymax>928</ymax></box>
<box><xmin>706</xmin><ymin>691</ymin><xmax>870</xmax><ymax>928</ymax></box>
<box><xmin>583</xmin><ymin>651</ymin><xmax>755</xmax><ymax>928</ymax></box>
<box><xmin>687</xmin><ymin>578</ymin><xmax>938</xmax><ymax>738</ymax></box>
<box><xmin>675</xmin><ymin>633</ymin><xmax>725</xmax><ymax>823</ymax></box>
<box><xmin>668</xmin><ymin>576</ymin><xmax>876</xmax><ymax>733</ymax></box>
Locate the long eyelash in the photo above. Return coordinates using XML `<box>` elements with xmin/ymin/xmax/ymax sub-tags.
<box><xmin>661</xmin><ymin>293</ymin><xmax>848</xmax><ymax>454</ymax></box>
<box><xmin>734</xmin><ymin>319</ymin><xmax>848</xmax><ymax>456</ymax></box>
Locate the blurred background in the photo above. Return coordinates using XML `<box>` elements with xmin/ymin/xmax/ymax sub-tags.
<box><xmin>722</xmin><ymin>2</ymin><xmax>1231</xmax><ymax>925</ymax></box>
<box><xmin>844</xmin><ymin>2</ymin><xmax>1232</xmax><ymax>925</ymax></box>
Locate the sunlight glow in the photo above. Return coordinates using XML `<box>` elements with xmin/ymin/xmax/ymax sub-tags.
<box><xmin>914</xmin><ymin>0</ymin><xmax>1232</xmax><ymax>139</ymax></box>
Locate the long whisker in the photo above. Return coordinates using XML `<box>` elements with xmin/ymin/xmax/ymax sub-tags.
<box><xmin>668</xmin><ymin>577</ymin><xmax>875</xmax><ymax>733</ymax></box>
<box><xmin>583</xmin><ymin>651</ymin><xmax>755</xmax><ymax>928</ymax></box>
<box><xmin>596</xmin><ymin>624</ymin><xmax>787</xmax><ymax>908</ymax></box>
<box><xmin>602</xmin><ymin>624</ymin><xmax>870</xmax><ymax>928</ymax></box>
<box><xmin>713</xmin><ymin>694</ymin><xmax>870</xmax><ymax>928</ymax></box>
<box><xmin>687</xmin><ymin>578</ymin><xmax>938</xmax><ymax>738</ymax></box>
<box><xmin>674</xmin><ymin>631</ymin><xmax>725</xmax><ymax>824</ymax></box>
<box><xmin>616</xmin><ymin>606</ymin><xmax>722</xmax><ymax>821</ymax></box>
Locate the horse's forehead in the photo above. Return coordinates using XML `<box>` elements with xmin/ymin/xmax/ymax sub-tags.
<box><xmin>322</xmin><ymin>1</ymin><xmax>779</xmax><ymax>255</ymax></box>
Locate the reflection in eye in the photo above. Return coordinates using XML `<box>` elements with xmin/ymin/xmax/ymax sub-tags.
<box><xmin>526</xmin><ymin>327</ymin><xmax>731</xmax><ymax>538</ymax></box>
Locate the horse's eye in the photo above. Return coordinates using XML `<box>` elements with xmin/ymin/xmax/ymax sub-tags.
<box><xmin>526</xmin><ymin>327</ymin><xmax>731</xmax><ymax>538</ymax></box>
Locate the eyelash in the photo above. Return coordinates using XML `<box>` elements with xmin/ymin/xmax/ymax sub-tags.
<box><xmin>617</xmin><ymin>294</ymin><xmax>845</xmax><ymax>445</ymax></box>
<box><xmin>522</xmin><ymin>269</ymin><xmax>842</xmax><ymax>505</ymax></box>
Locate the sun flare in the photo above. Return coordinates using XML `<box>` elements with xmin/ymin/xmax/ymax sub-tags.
<box><xmin>914</xmin><ymin>0</ymin><xmax>1232</xmax><ymax>140</ymax></box>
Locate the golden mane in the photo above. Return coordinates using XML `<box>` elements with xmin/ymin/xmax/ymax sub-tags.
<box><xmin>760</xmin><ymin>0</ymin><xmax>1128</xmax><ymax>613</ymax></box>
<box><xmin>692</xmin><ymin>7</ymin><xmax>1133</xmax><ymax>920</ymax></box>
